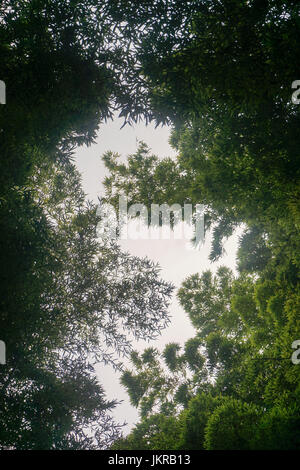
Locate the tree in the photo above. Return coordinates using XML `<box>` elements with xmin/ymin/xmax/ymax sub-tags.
<box><xmin>253</xmin><ymin>403</ymin><xmax>300</xmax><ymax>450</ymax></box>
<box><xmin>101</xmin><ymin>1</ymin><xmax>300</xmax><ymax>260</ymax></box>
<box><xmin>114</xmin><ymin>262</ymin><xmax>300</xmax><ymax>449</ymax></box>
<box><xmin>120</xmin><ymin>343</ymin><xmax>205</xmax><ymax>420</ymax></box>
<box><xmin>1</xmin><ymin>2</ymin><xmax>182</xmax><ymax>447</ymax></box>
<box><xmin>111</xmin><ymin>413</ymin><xmax>185</xmax><ymax>451</ymax></box>
<box><xmin>0</xmin><ymin>0</ymin><xmax>166</xmax><ymax>193</ymax></box>
<box><xmin>137</xmin><ymin>0</ymin><xmax>300</xmax><ymax>121</ymax></box>
<box><xmin>181</xmin><ymin>393</ymin><xmax>224</xmax><ymax>450</ymax></box>
<box><xmin>2</xmin><ymin>0</ymin><xmax>299</xmax><ymax>450</ymax></box>
<box><xmin>204</xmin><ymin>399</ymin><xmax>261</xmax><ymax>450</ymax></box>
<box><xmin>0</xmin><ymin>158</ymin><xmax>173</xmax><ymax>449</ymax></box>
<box><xmin>101</xmin><ymin>1</ymin><xmax>300</xmax><ymax>450</ymax></box>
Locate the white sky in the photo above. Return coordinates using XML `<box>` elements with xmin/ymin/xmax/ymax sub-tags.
<box><xmin>75</xmin><ymin>116</ymin><xmax>239</xmax><ymax>432</ymax></box>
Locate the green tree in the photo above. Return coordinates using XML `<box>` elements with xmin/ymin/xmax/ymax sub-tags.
<box><xmin>101</xmin><ymin>1</ymin><xmax>300</xmax><ymax>260</ymax></box>
<box><xmin>253</xmin><ymin>403</ymin><xmax>300</xmax><ymax>450</ymax></box>
<box><xmin>204</xmin><ymin>399</ymin><xmax>261</xmax><ymax>450</ymax></box>
<box><xmin>102</xmin><ymin>1</ymin><xmax>300</xmax><ymax>450</ymax></box>
<box><xmin>115</xmin><ymin>262</ymin><xmax>300</xmax><ymax>449</ymax></box>
<box><xmin>0</xmin><ymin>0</ymin><xmax>163</xmax><ymax>193</ymax></box>
<box><xmin>181</xmin><ymin>393</ymin><xmax>224</xmax><ymax>450</ymax></box>
<box><xmin>111</xmin><ymin>413</ymin><xmax>185</xmax><ymax>450</ymax></box>
<box><xmin>0</xmin><ymin>159</ymin><xmax>173</xmax><ymax>449</ymax></box>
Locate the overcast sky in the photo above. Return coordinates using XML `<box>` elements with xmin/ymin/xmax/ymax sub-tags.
<box><xmin>75</xmin><ymin>116</ymin><xmax>239</xmax><ymax>432</ymax></box>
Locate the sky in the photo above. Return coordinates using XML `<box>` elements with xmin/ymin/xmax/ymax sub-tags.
<box><xmin>74</xmin><ymin>116</ymin><xmax>240</xmax><ymax>432</ymax></box>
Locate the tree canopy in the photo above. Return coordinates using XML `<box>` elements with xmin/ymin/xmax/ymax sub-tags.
<box><xmin>1</xmin><ymin>0</ymin><xmax>299</xmax><ymax>450</ymax></box>
<box><xmin>103</xmin><ymin>0</ymin><xmax>300</xmax><ymax>451</ymax></box>
<box><xmin>0</xmin><ymin>156</ymin><xmax>173</xmax><ymax>449</ymax></box>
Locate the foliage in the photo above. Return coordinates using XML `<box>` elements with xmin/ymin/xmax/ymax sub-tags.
<box><xmin>0</xmin><ymin>157</ymin><xmax>173</xmax><ymax>449</ymax></box>
<box><xmin>102</xmin><ymin>1</ymin><xmax>300</xmax><ymax>450</ymax></box>
<box><xmin>115</xmin><ymin>262</ymin><xmax>299</xmax><ymax>449</ymax></box>
<box><xmin>1</xmin><ymin>0</ymin><xmax>299</xmax><ymax>450</ymax></box>
<box><xmin>0</xmin><ymin>0</ymin><xmax>178</xmax><ymax>449</ymax></box>
<box><xmin>111</xmin><ymin>413</ymin><xmax>185</xmax><ymax>450</ymax></box>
